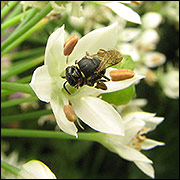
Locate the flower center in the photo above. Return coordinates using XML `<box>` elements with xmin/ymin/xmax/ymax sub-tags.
<box><xmin>129</xmin><ymin>127</ymin><xmax>150</xmax><ymax>151</ymax></box>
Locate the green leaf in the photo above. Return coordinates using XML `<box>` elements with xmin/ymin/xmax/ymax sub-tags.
<box><xmin>1</xmin><ymin>96</ymin><xmax>38</xmax><ymax>109</ymax></box>
<box><xmin>113</xmin><ymin>55</ymin><xmax>135</xmax><ymax>70</ymax></box>
<box><xmin>1</xmin><ymin>161</ymin><xmax>20</xmax><ymax>176</ymax></box>
<box><xmin>1</xmin><ymin>82</ymin><xmax>35</xmax><ymax>96</ymax></box>
<box><xmin>101</xmin><ymin>85</ymin><xmax>135</xmax><ymax>105</ymax></box>
<box><xmin>2</xmin><ymin>109</ymin><xmax>52</xmax><ymax>123</ymax></box>
<box><xmin>1</xmin><ymin>56</ymin><xmax>44</xmax><ymax>81</ymax></box>
<box><xmin>1</xmin><ymin>2</ymin><xmax>52</xmax><ymax>54</ymax></box>
<box><xmin>1</xmin><ymin>1</ymin><xmax>19</xmax><ymax>19</ymax></box>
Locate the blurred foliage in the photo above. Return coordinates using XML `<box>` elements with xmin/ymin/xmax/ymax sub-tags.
<box><xmin>2</xmin><ymin>1</ymin><xmax>179</xmax><ymax>179</ymax></box>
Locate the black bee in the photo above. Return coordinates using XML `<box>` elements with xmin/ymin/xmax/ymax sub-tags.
<box><xmin>63</xmin><ymin>49</ymin><xmax>123</xmax><ymax>95</ymax></box>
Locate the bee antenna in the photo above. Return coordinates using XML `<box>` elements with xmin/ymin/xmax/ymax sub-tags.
<box><xmin>63</xmin><ymin>81</ymin><xmax>71</xmax><ymax>95</ymax></box>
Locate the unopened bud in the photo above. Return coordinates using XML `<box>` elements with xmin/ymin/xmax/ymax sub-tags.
<box><xmin>63</xmin><ymin>105</ymin><xmax>77</xmax><ymax>122</ymax></box>
<box><xmin>64</xmin><ymin>34</ymin><xmax>78</xmax><ymax>56</ymax></box>
<box><xmin>110</xmin><ymin>69</ymin><xmax>135</xmax><ymax>81</ymax></box>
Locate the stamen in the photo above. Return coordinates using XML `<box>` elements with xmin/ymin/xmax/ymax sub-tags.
<box><xmin>64</xmin><ymin>34</ymin><xmax>78</xmax><ymax>56</ymax></box>
<box><xmin>63</xmin><ymin>104</ymin><xmax>77</xmax><ymax>122</ymax></box>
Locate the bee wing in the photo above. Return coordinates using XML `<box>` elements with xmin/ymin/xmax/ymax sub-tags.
<box><xmin>93</xmin><ymin>49</ymin><xmax>123</xmax><ymax>73</ymax></box>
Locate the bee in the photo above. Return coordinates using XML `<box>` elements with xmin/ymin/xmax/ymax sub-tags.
<box><xmin>63</xmin><ymin>49</ymin><xmax>123</xmax><ymax>94</ymax></box>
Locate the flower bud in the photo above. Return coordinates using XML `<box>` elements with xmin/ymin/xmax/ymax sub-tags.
<box><xmin>64</xmin><ymin>34</ymin><xmax>78</xmax><ymax>56</ymax></box>
<box><xmin>63</xmin><ymin>105</ymin><xmax>77</xmax><ymax>122</ymax></box>
<box><xmin>110</xmin><ymin>69</ymin><xmax>135</xmax><ymax>81</ymax></box>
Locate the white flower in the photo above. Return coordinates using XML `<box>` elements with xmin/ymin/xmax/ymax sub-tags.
<box><xmin>143</xmin><ymin>51</ymin><xmax>166</xmax><ymax>68</ymax></box>
<box><xmin>120</xmin><ymin>28</ymin><xmax>141</xmax><ymax>42</ymax></box>
<box><xmin>142</xmin><ymin>12</ymin><xmax>162</xmax><ymax>29</ymax></box>
<box><xmin>134</xmin><ymin>29</ymin><xmax>159</xmax><ymax>51</ymax></box>
<box><xmin>99</xmin><ymin>111</ymin><xmax>165</xmax><ymax>178</ymax></box>
<box><xmin>30</xmin><ymin>23</ymin><xmax>144</xmax><ymax>137</ymax></box>
<box><xmin>105</xmin><ymin>1</ymin><xmax>142</xmax><ymax>24</ymax></box>
<box><xmin>17</xmin><ymin>160</ymin><xmax>56</xmax><ymax>179</ymax></box>
<box><xmin>158</xmin><ymin>64</ymin><xmax>179</xmax><ymax>99</ymax></box>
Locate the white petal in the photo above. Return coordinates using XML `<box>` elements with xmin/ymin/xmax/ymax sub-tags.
<box><xmin>124</xmin><ymin>111</ymin><xmax>155</xmax><ymax>123</ymax></box>
<box><xmin>69</xmin><ymin>22</ymin><xmax>119</xmax><ymax>63</ymax></box>
<box><xmin>122</xmin><ymin>118</ymin><xmax>145</xmax><ymax>144</ymax></box>
<box><xmin>142</xmin><ymin>12</ymin><xmax>162</xmax><ymax>29</ymax></box>
<box><xmin>141</xmin><ymin>138</ymin><xmax>165</xmax><ymax>150</ymax></box>
<box><xmin>117</xmin><ymin>43</ymin><xmax>139</xmax><ymax>61</ymax></box>
<box><xmin>135</xmin><ymin>29</ymin><xmax>159</xmax><ymax>48</ymax></box>
<box><xmin>50</xmin><ymin>93</ymin><xmax>78</xmax><ymax>137</ymax></box>
<box><xmin>107</xmin><ymin>118</ymin><xmax>145</xmax><ymax>145</ymax></box>
<box><xmin>105</xmin><ymin>2</ymin><xmax>142</xmax><ymax>24</ymax></box>
<box><xmin>17</xmin><ymin>160</ymin><xmax>56</xmax><ymax>179</ymax></box>
<box><xmin>29</xmin><ymin>65</ymin><xmax>52</xmax><ymax>103</ymax></box>
<box><xmin>71</xmin><ymin>96</ymin><xmax>124</xmax><ymax>136</ymax></box>
<box><xmin>102</xmin><ymin>69</ymin><xmax>145</xmax><ymax>94</ymax></box>
<box><xmin>134</xmin><ymin>161</ymin><xmax>155</xmax><ymax>178</ymax></box>
<box><xmin>45</xmin><ymin>25</ymin><xmax>66</xmax><ymax>76</ymax></box>
<box><xmin>120</xmin><ymin>28</ymin><xmax>141</xmax><ymax>42</ymax></box>
<box><xmin>144</xmin><ymin>116</ymin><xmax>164</xmax><ymax>131</ymax></box>
<box><xmin>72</xmin><ymin>85</ymin><xmax>102</xmax><ymax>97</ymax></box>
<box><xmin>112</xmin><ymin>143</ymin><xmax>153</xmax><ymax>163</ymax></box>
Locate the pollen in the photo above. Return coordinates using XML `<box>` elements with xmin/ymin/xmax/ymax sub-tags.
<box><xmin>129</xmin><ymin>128</ymin><xmax>149</xmax><ymax>151</ymax></box>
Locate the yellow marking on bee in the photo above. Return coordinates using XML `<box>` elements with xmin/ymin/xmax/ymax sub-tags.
<box><xmin>75</xmin><ymin>63</ymin><xmax>85</xmax><ymax>78</ymax></box>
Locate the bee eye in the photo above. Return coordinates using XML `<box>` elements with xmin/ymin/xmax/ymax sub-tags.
<box><xmin>110</xmin><ymin>69</ymin><xmax>135</xmax><ymax>81</ymax></box>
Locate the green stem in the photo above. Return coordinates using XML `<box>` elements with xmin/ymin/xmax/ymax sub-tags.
<box><xmin>1</xmin><ymin>1</ymin><xmax>19</xmax><ymax>19</ymax></box>
<box><xmin>1</xmin><ymin>3</ymin><xmax>52</xmax><ymax>53</ymax></box>
<box><xmin>1</xmin><ymin>56</ymin><xmax>44</xmax><ymax>81</ymax></box>
<box><xmin>1</xmin><ymin>128</ymin><xmax>101</xmax><ymax>142</ymax></box>
<box><xmin>15</xmin><ymin>75</ymin><xmax>32</xmax><ymax>83</ymax></box>
<box><xmin>1</xmin><ymin>90</ymin><xmax>13</xmax><ymax>97</ymax></box>
<box><xmin>1</xmin><ymin>18</ymin><xmax>49</xmax><ymax>56</ymax></box>
<box><xmin>1</xmin><ymin>96</ymin><xmax>38</xmax><ymax>109</ymax></box>
<box><xmin>1</xmin><ymin>82</ymin><xmax>35</xmax><ymax>96</ymax></box>
<box><xmin>13</xmin><ymin>8</ymin><xmax>39</xmax><ymax>34</ymax></box>
<box><xmin>1</xmin><ymin>75</ymin><xmax>32</xmax><ymax>98</ymax></box>
<box><xmin>6</xmin><ymin>47</ymin><xmax>44</xmax><ymax>61</ymax></box>
<box><xmin>4</xmin><ymin>3</ymin><xmax>23</xmax><ymax>21</ymax></box>
<box><xmin>1</xmin><ymin>161</ymin><xmax>20</xmax><ymax>177</ymax></box>
<box><xmin>1</xmin><ymin>9</ymin><xmax>31</xmax><ymax>31</ymax></box>
<box><xmin>2</xmin><ymin>109</ymin><xmax>52</xmax><ymax>123</ymax></box>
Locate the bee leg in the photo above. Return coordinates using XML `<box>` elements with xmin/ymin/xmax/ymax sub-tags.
<box><xmin>74</xmin><ymin>78</ymin><xmax>83</xmax><ymax>88</ymax></box>
<box><xmin>63</xmin><ymin>81</ymin><xmax>71</xmax><ymax>95</ymax></box>
<box><xmin>95</xmin><ymin>81</ymin><xmax>107</xmax><ymax>90</ymax></box>
<box><xmin>102</xmin><ymin>75</ymin><xmax>110</xmax><ymax>81</ymax></box>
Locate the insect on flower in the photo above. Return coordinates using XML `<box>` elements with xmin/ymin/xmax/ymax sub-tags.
<box><xmin>63</xmin><ymin>49</ymin><xmax>123</xmax><ymax>94</ymax></box>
